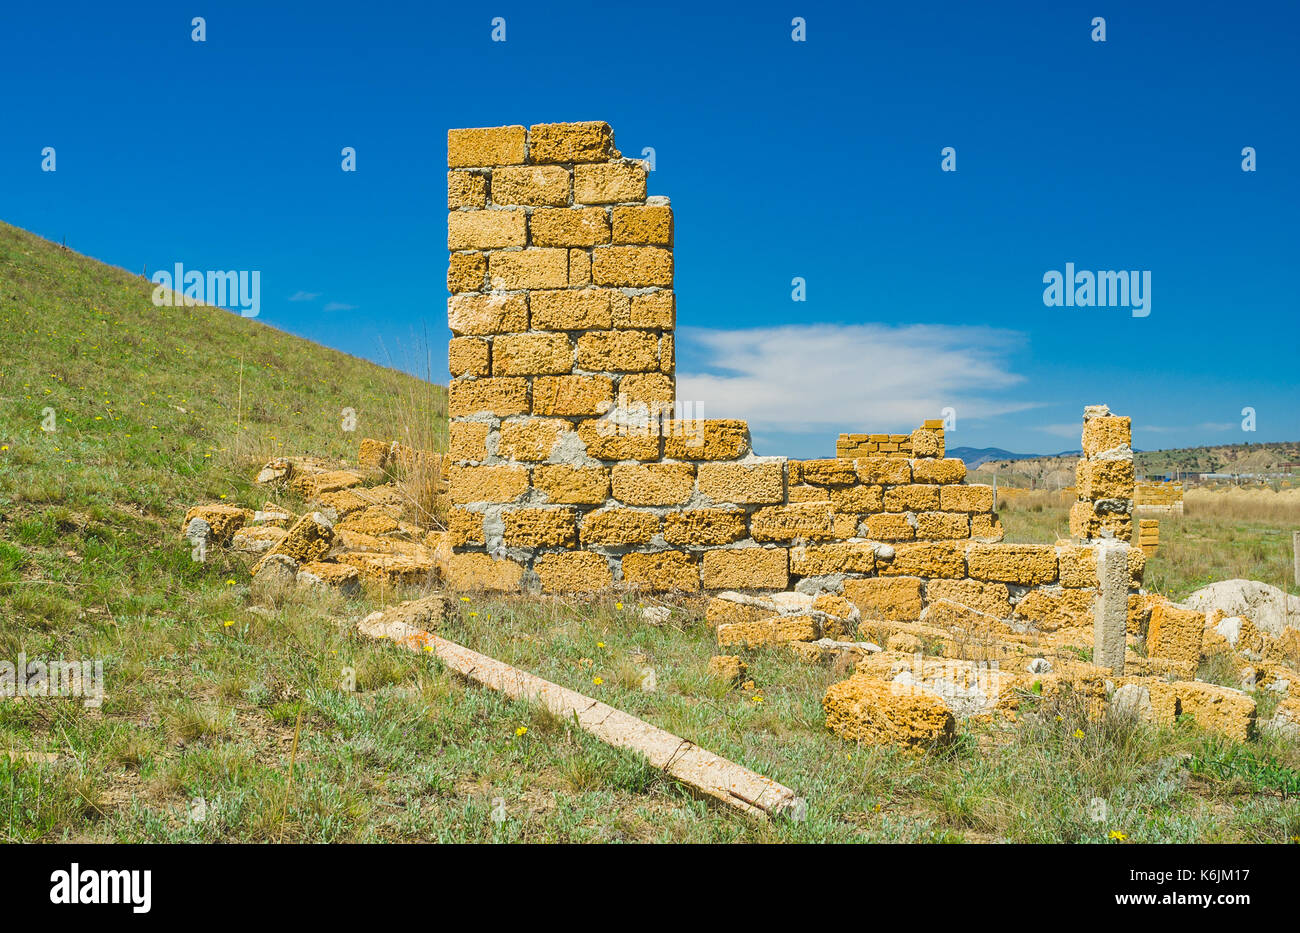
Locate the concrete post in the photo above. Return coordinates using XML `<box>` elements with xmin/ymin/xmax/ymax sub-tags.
<box><xmin>1094</xmin><ymin>543</ymin><xmax>1129</xmax><ymax>674</ymax></box>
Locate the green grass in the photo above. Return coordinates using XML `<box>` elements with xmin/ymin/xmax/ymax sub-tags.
<box><xmin>2</xmin><ymin>220</ymin><xmax>1298</xmax><ymax>843</ymax></box>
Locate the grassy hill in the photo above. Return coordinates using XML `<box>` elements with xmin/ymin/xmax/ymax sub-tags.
<box><xmin>1138</xmin><ymin>442</ymin><xmax>1300</xmax><ymax>477</ymax></box>
<box><xmin>3</xmin><ymin>221</ymin><xmax>1299</xmax><ymax>844</ymax></box>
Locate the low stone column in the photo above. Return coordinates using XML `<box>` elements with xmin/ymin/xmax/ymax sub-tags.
<box><xmin>1094</xmin><ymin>542</ymin><xmax>1129</xmax><ymax>673</ymax></box>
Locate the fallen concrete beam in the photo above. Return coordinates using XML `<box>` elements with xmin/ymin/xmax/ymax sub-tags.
<box><xmin>357</xmin><ymin>611</ymin><xmax>801</xmax><ymax>820</ymax></box>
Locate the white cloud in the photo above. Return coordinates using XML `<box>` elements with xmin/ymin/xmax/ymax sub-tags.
<box><xmin>1037</xmin><ymin>423</ymin><xmax>1085</xmax><ymax>439</ymax></box>
<box><xmin>288</xmin><ymin>291</ymin><xmax>320</xmax><ymax>302</ymax></box>
<box><xmin>675</xmin><ymin>323</ymin><xmax>1033</xmax><ymax>435</ymax></box>
<box><xmin>323</xmin><ymin>301</ymin><xmax>357</xmax><ymax>312</ymax></box>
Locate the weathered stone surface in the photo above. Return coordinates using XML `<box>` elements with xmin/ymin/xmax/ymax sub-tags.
<box><xmin>965</xmin><ymin>544</ymin><xmax>1057</xmax><ymax>585</ymax></box>
<box><xmin>611</xmin><ymin>463</ymin><xmax>695</xmax><ymax>506</ymax></box>
<box><xmin>662</xmin><ymin>420</ymin><xmax>748</xmax><ymax>461</ymax></box>
<box><xmin>231</xmin><ymin>525</ymin><xmax>288</xmax><ymax>554</ymax></box>
<box><xmin>822</xmin><ymin>675</ymin><xmax>955</xmax><ymax>752</ymax></box>
<box><xmin>444</xmin><ymin>552</ymin><xmax>525</xmax><ymax>591</ymax></box>
<box><xmin>182</xmin><ymin>504</ymin><xmax>253</xmax><ymax>544</ymax></box>
<box><xmin>750</xmin><ymin>503</ymin><xmax>835</xmax><ymax>542</ymax></box>
<box><xmin>662</xmin><ymin>508</ymin><xmax>747</xmax><ymax>547</ymax></box>
<box><xmin>621</xmin><ymin>550</ymin><xmax>699</xmax><ymax>591</ymax></box>
<box><xmin>843</xmin><ymin>577</ymin><xmax>923</xmax><ymax>621</ymax></box>
<box><xmin>256</xmin><ymin>512</ymin><xmax>334</xmax><ymax>569</ymax></box>
<box><xmin>502</xmin><ymin>508</ymin><xmax>577</xmax><ymax>548</ymax></box>
<box><xmin>878</xmin><ymin>542</ymin><xmax>965</xmax><ymax>579</ymax></box>
<box><xmin>528</xmin><ymin>121</ymin><xmax>614</xmax><ymax>164</ymax></box>
<box><xmin>1172</xmin><ymin>681</ymin><xmax>1255</xmax><ymax>742</ymax></box>
<box><xmin>717</xmin><ymin>614</ymin><xmax>819</xmax><ymax>648</ymax></box>
<box><xmin>707</xmin><ymin>655</ymin><xmax>747</xmax><ymax>686</ymax></box>
<box><xmin>535</xmin><ymin>551</ymin><xmax>613</xmax><ymax>592</ymax></box>
<box><xmin>697</xmin><ymin>460</ymin><xmax>785</xmax><ymax>504</ymax></box>
<box><xmin>580</xmin><ymin>507</ymin><xmax>660</xmax><ymax>545</ymax></box>
<box><xmin>297</xmin><ymin>561</ymin><xmax>361</xmax><ymax>593</ymax></box>
<box><xmin>448</xmin><ymin>125</ymin><xmax>526</xmax><ymax>167</ymax></box>
<box><xmin>789</xmin><ymin>542</ymin><xmax>875</xmax><ymax>576</ymax></box>
<box><xmin>702</xmin><ymin>547</ymin><xmax>788</xmax><ymax>590</ymax></box>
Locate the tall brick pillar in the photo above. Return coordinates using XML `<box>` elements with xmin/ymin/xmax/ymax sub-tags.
<box><xmin>445</xmin><ymin>121</ymin><xmax>676</xmax><ymax>591</ymax></box>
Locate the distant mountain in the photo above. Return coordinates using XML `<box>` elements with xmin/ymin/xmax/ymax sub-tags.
<box><xmin>947</xmin><ymin>446</ymin><xmax>1079</xmax><ymax>470</ymax></box>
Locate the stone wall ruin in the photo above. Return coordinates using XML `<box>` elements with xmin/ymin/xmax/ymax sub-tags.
<box><xmin>443</xmin><ymin>120</ymin><xmax>1143</xmax><ymax>642</ymax></box>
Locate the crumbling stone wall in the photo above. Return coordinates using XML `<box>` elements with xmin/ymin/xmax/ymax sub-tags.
<box><xmin>443</xmin><ymin>122</ymin><xmax>1142</xmax><ymax>634</ymax></box>
<box><xmin>835</xmin><ymin>421</ymin><xmax>944</xmax><ymax>459</ymax></box>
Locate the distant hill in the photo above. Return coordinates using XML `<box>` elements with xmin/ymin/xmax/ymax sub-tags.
<box><xmin>965</xmin><ymin>441</ymin><xmax>1300</xmax><ymax>489</ymax></box>
<box><xmin>1136</xmin><ymin>442</ymin><xmax>1300</xmax><ymax>477</ymax></box>
<box><xmin>947</xmin><ymin>446</ymin><xmax>1077</xmax><ymax>470</ymax></box>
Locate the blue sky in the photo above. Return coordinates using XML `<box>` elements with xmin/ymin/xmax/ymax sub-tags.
<box><xmin>3</xmin><ymin>0</ymin><xmax>1297</xmax><ymax>458</ymax></box>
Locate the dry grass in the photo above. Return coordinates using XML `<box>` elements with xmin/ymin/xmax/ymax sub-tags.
<box><xmin>376</xmin><ymin>336</ymin><xmax>448</xmax><ymax>530</ymax></box>
<box><xmin>1185</xmin><ymin>486</ymin><xmax>1300</xmax><ymax>524</ymax></box>
<box><xmin>994</xmin><ymin>489</ymin><xmax>1074</xmax><ymax>514</ymax></box>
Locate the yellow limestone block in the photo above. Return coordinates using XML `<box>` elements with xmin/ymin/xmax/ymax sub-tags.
<box><xmin>701</xmin><ymin>547</ymin><xmax>789</xmax><ymax>590</ymax></box>
<box><xmin>621</xmin><ymin>550</ymin><xmax>699</xmax><ymax>592</ymax></box>
<box><xmin>535</xmin><ymin>552</ymin><xmax>613</xmax><ymax>593</ymax></box>
<box><xmin>965</xmin><ymin>544</ymin><xmax>1057</xmax><ymax>585</ymax></box>
<box><xmin>580</xmin><ymin>508</ymin><xmax>660</xmax><ymax>545</ymax></box>
<box><xmin>716</xmin><ymin>614</ymin><xmax>820</xmax><ymax>648</ymax></box>
<box><xmin>256</xmin><ymin>512</ymin><xmax>333</xmax><ymax>567</ymax></box>
<box><xmin>662</xmin><ymin>508</ymin><xmax>747</xmax><ymax>546</ymax></box>
<box><xmin>1172</xmin><ymin>681</ymin><xmax>1255</xmax><ymax>742</ymax></box>
<box><xmin>822</xmin><ymin>675</ymin><xmax>955</xmax><ymax>752</ymax></box>
<box><xmin>182</xmin><ymin>503</ymin><xmax>253</xmax><ymax>544</ymax></box>
<box><xmin>444</xmin><ymin>552</ymin><xmax>525</xmax><ymax>592</ymax></box>
<box><xmin>705</xmin><ymin>595</ymin><xmax>770</xmax><ymax>627</ymax></box>
<box><xmin>1147</xmin><ymin>603</ymin><xmax>1205</xmax><ymax>664</ymax></box>
<box><xmin>843</xmin><ymin>577</ymin><xmax>923</xmax><ymax>621</ymax></box>
<box><xmin>707</xmin><ymin>655</ymin><xmax>748</xmax><ymax>686</ymax></box>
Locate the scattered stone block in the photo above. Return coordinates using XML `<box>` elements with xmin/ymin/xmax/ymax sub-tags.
<box><xmin>255</xmin><ymin>458</ymin><xmax>292</xmax><ymax>484</ymax></box>
<box><xmin>339</xmin><ymin>552</ymin><xmax>436</xmax><ymax>586</ymax></box>
<box><xmin>253</xmin><ymin>502</ymin><xmax>293</xmax><ymax>527</ymax></box>
<box><xmin>1172</xmin><ymin>681</ymin><xmax>1255</xmax><ymax>742</ymax></box>
<box><xmin>716</xmin><ymin>615</ymin><xmax>820</xmax><ymax>648</ymax></box>
<box><xmin>231</xmin><ymin>525</ymin><xmax>288</xmax><ymax>554</ymax></box>
<box><xmin>257</xmin><ymin>511</ymin><xmax>334</xmax><ymax>569</ymax></box>
<box><xmin>1262</xmin><ymin>697</ymin><xmax>1300</xmax><ymax>741</ymax></box>
<box><xmin>289</xmin><ymin>469</ymin><xmax>364</xmax><ymax>499</ymax></box>
<box><xmin>707</xmin><ymin>655</ymin><xmax>748</xmax><ymax>686</ymax></box>
<box><xmin>297</xmin><ymin>561</ymin><xmax>361</xmax><ymax>594</ymax></box>
<box><xmin>822</xmin><ymin>675</ymin><xmax>955</xmax><ymax>752</ymax></box>
<box><xmin>181</xmin><ymin>504</ymin><xmax>253</xmax><ymax>545</ymax></box>
<box><xmin>253</xmin><ymin>553</ymin><xmax>299</xmax><ymax>587</ymax></box>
